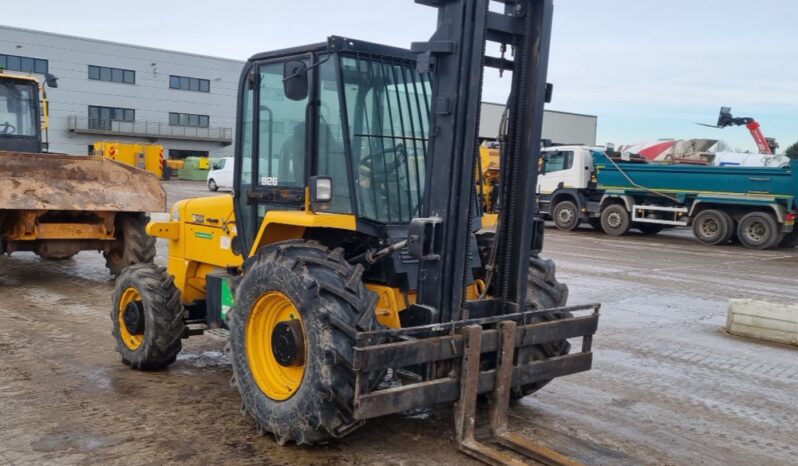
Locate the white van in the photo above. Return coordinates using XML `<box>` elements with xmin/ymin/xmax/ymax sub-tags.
<box><xmin>207</xmin><ymin>157</ymin><xmax>234</xmax><ymax>192</ymax></box>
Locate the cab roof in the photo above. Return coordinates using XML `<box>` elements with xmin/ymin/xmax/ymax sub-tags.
<box><xmin>0</xmin><ymin>70</ymin><xmax>41</xmax><ymax>85</ymax></box>
<box><xmin>248</xmin><ymin>36</ymin><xmax>418</xmax><ymax>63</ymax></box>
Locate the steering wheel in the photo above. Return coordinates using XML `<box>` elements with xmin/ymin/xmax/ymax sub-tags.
<box><xmin>359</xmin><ymin>143</ymin><xmax>408</xmax><ymax>174</ymax></box>
<box><xmin>0</xmin><ymin>122</ymin><xmax>16</xmax><ymax>135</ymax></box>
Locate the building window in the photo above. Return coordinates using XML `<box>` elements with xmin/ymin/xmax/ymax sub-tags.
<box><xmin>169</xmin><ymin>112</ymin><xmax>210</xmax><ymax>128</ymax></box>
<box><xmin>0</xmin><ymin>53</ymin><xmax>48</xmax><ymax>74</ymax></box>
<box><xmin>88</xmin><ymin>65</ymin><xmax>135</xmax><ymax>84</ymax></box>
<box><xmin>169</xmin><ymin>75</ymin><xmax>210</xmax><ymax>93</ymax></box>
<box><xmin>88</xmin><ymin>105</ymin><xmax>135</xmax><ymax>130</ymax></box>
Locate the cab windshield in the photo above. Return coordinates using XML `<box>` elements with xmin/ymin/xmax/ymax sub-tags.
<box><xmin>0</xmin><ymin>80</ymin><xmax>37</xmax><ymax>137</ymax></box>
<box><xmin>340</xmin><ymin>54</ymin><xmax>432</xmax><ymax>223</ymax></box>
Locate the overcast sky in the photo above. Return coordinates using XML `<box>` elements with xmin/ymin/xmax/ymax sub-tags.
<box><xmin>3</xmin><ymin>0</ymin><xmax>796</xmax><ymax>151</ymax></box>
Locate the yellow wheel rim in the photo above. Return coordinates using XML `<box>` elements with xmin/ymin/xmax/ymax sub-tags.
<box><xmin>246</xmin><ymin>291</ymin><xmax>306</xmax><ymax>401</ymax></box>
<box><xmin>118</xmin><ymin>287</ymin><xmax>144</xmax><ymax>351</ymax></box>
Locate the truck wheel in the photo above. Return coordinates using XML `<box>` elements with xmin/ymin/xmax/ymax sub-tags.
<box><xmin>779</xmin><ymin>230</ymin><xmax>798</xmax><ymax>248</ymax></box>
<box><xmin>692</xmin><ymin>209</ymin><xmax>733</xmax><ymax>245</ymax></box>
<box><xmin>636</xmin><ymin>223</ymin><xmax>664</xmax><ymax>235</ymax></box>
<box><xmin>552</xmin><ymin>200</ymin><xmax>580</xmax><ymax>231</ymax></box>
<box><xmin>208</xmin><ymin>179</ymin><xmax>219</xmax><ymax>192</ymax></box>
<box><xmin>511</xmin><ymin>255</ymin><xmax>571</xmax><ymax>399</ymax></box>
<box><xmin>229</xmin><ymin>240</ymin><xmax>382</xmax><ymax>445</ymax></box>
<box><xmin>111</xmin><ymin>264</ymin><xmax>185</xmax><ymax>370</ymax></box>
<box><xmin>105</xmin><ymin>213</ymin><xmax>156</xmax><ymax>276</ymax></box>
<box><xmin>737</xmin><ymin>212</ymin><xmax>781</xmax><ymax>250</ymax></box>
<box><xmin>600</xmin><ymin>204</ymin><xmax>631</xmax><ymax>236</ymax></box>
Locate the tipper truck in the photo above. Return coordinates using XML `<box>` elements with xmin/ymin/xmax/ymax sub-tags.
<box><xmin>538</xmin><ymin>146</ymin><xmax>797</xmax><ymax>250</ymax></box>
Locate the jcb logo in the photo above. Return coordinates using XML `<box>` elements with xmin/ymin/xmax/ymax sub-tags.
<box><xmin>260</xmin><ymin>177</ymin><xmax>279</xmax><ymax>186</ymax></box>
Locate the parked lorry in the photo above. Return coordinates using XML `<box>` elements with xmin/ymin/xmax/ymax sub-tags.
<box><xmin>537</xmin><ymin>146</ymin><xmax>798</xmax><ymax>249</ymax></box>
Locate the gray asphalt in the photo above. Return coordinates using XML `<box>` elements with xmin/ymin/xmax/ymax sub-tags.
<box><xmin>0</xmin><ymin>180</ymin><xmax>795</xmax><ymax>465</ymax></box>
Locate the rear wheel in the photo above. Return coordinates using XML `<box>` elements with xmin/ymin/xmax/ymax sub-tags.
<box><xmin>552</xmin><ymin>200</ymin><xmax>580</xmax><ymax>231</ymax></box>
<box><xmin>600</xmin><ymin>204</ymin><xmax>631</xmax><ymax>236</ymax></box>
<box><xmin>737</xmin><ymin>212</ymin><xmax>781</xmax><ymax>250</ymax></box>
<box><xmin>104</xmin><ymin>213</ymin><xmax>155</xmax><ymax>275</ymax></box>
<box><xmin>692</xmin><ymin>209</ymin><xmax>733</xmax><ymax>245</ymax></box>
<box><xmin>111</xmin><ymin>264</ymin><xmax>185</xmax><ymax>370</ymax></box>
<box><xmin>779</xmin><ymin>230</ymin><xmax>798</xmax><ymax>248</ymax></box>
<box><xmin>229</xmin><ymin>240</ymin><xmax>381</xmax><ymax>445</ymax></box>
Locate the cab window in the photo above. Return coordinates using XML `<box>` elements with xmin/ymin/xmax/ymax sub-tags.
<box><xmin>544</xmin><ymin>150</ymin><xmax>574</xmax><ymax>173</ymax></box>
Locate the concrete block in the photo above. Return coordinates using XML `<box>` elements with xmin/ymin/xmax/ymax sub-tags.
<box><xmin>727</xmin><ymin>299</ymin><xmax>798</xmax><ymax>347</ymax></box>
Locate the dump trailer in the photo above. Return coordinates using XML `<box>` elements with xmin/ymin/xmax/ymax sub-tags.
<box><xmin>111</xmin><ymin>1</ymin><xmax>600</xmax><ymax>464</ymax></box>
<box><xmin>538</xmin><ymin>146</ymin><xmax>798</xmax><ymax>249</ymax></box>
<box><xmin>0</xmin><ymin>71</ymin><xmax>165</xmax><ymax>272</ymax></box>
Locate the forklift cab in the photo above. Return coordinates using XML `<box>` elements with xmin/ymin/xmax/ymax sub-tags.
<box><xmin>233</xmin><ymin>37</ymin><xmax>432</xmax><ymax>256</ymax></box>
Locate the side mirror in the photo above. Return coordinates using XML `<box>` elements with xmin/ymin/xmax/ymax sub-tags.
<box><xmin>45</xmin><ymin>73</ymin><xmax>58</xmax><ymax>88</ymax></box>
<box><xmin>545</xmin><ymin>83</ymin><xmax>553</xmax><ymax>103</ymax></box>
<box><xmin>283</xmin><ymin>61</ymin><xmax>308</xmax><ymax>101</ymax></box>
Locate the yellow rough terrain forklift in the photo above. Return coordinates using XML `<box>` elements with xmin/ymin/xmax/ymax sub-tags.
<box><xmin>112</xmin><ymin>0</ymin><xmax>600</xmax><ymax>463</ymax></box>
<box><xmin>0</xmin><ymin>71</ymin><xmax>164</xmax><ymax>272</ymax></box>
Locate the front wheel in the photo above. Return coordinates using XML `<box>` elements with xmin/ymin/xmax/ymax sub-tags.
<box><xmin>229</xmin><ymin>240</ymin><xmax>381</xmax><ymax>445</ymax></box>
<box><xmin>208</xmin><ymin>178</ymin><xmax>219</xmax><ymax>192</ymax></box>
<box><xmin>111</xmin><ymin>264</ymin><xmax>185</xmax><ymax>370</ymax></box>
<box><xmin>552</xmin><ymin>200</ymin><xmax>580</xmax><ymax>231</ymax></box>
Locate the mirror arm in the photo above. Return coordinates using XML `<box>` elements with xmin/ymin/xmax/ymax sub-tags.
<box><xmin>282</xmin><ymin>53</ymin><xmax>332</xmax><ymax>83</ymax></box>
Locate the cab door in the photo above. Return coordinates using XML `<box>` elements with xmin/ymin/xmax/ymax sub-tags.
<box><xmin>537</xmin><ymin>149</ymin><xmax>576</xmax><ymax>194</ymax></box>
<box><xmin>234</xmin><ymin>57</ymin><xmax>311</xmax><ymax>253</ymax></box>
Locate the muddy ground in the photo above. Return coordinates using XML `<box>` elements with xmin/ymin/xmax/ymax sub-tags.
<box><xmin>1</xmin><ymin>180</ymin><xmax>796</xmax><ymax>465</ymax></box>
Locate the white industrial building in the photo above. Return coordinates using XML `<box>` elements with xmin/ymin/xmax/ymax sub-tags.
<box><xmin>480</xmin><ymin>102</ymin><xmax>598</xmax><ymax>146</ymax></box>
<box><xmin>1</xmin><ymin>25</ymin><xmax>598</xmax><ymax>158</ymax></box>
<box><xmin>0</xmin><ymin>25</ymin><xmax>242</xmax><ymax>158</ymax></box>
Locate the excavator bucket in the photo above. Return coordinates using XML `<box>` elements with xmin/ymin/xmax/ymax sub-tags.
<box><xmin>0</xmin><ymin>151</ymin><xmax>165</xmax><ymax>213</ymax></box>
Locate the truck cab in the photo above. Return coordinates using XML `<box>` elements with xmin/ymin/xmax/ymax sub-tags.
<box><xmin>537</xmin><ymin>145</ymin><xmax>598</xmax><ymax>230</ymax></box>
